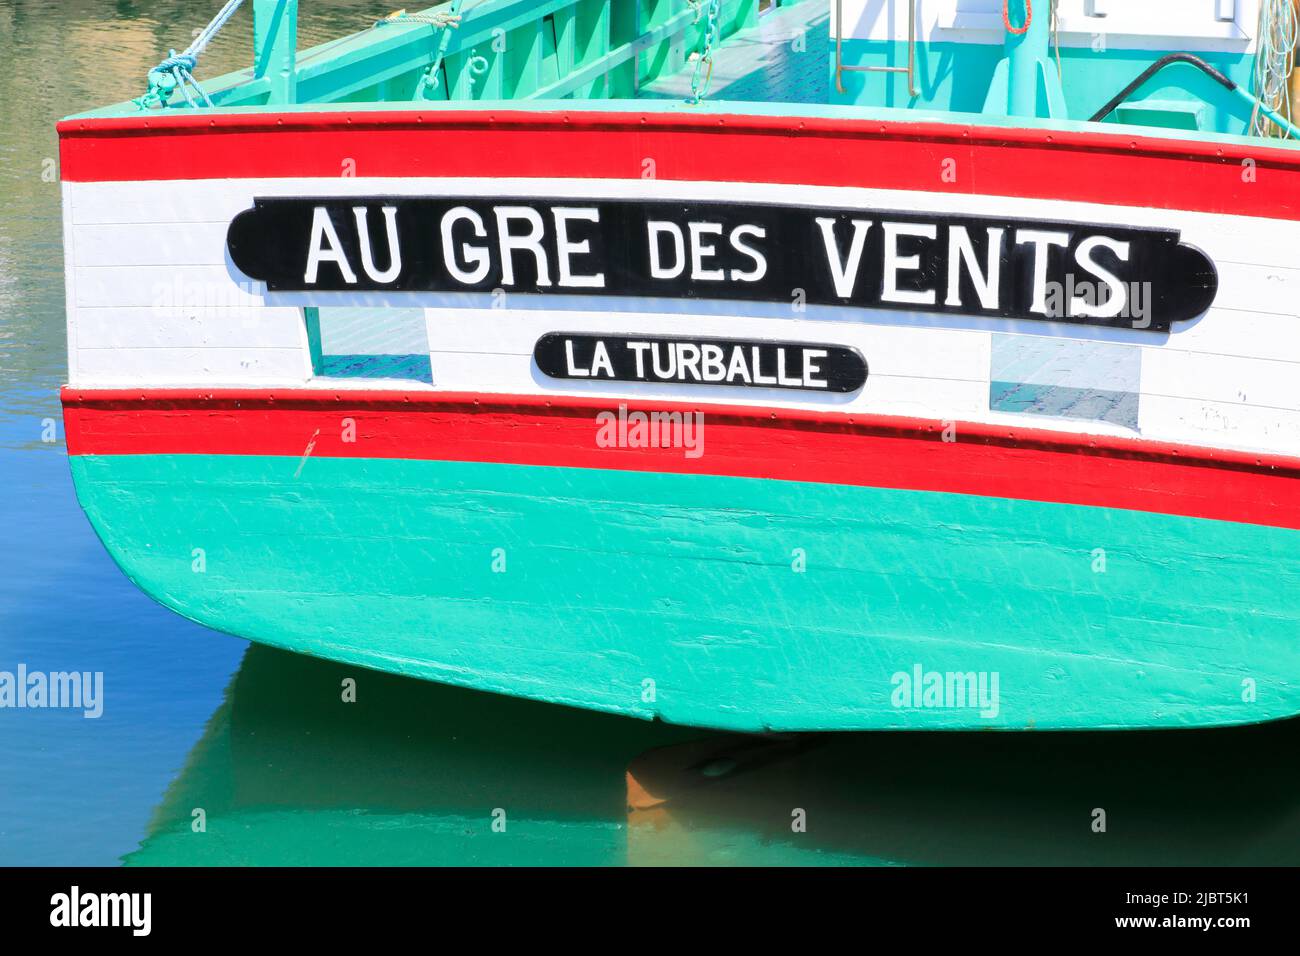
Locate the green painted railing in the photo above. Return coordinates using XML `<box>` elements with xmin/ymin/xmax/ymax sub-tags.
<box><xmin>158</xmin><ymin>0</ymin><xmax>787</xmax><ymax>110</ymax></box>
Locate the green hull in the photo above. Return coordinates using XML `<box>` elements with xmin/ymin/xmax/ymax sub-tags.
<box><xmin>71</xmin><ymin>453</ymin><xmax>1299</xmax><ymax>731</ymax></box>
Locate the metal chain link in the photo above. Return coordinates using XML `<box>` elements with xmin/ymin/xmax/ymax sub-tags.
<box><xmin>689</xmin><ymin>0</ymin><xmax>722</xmax><ymax>104</ymax></box>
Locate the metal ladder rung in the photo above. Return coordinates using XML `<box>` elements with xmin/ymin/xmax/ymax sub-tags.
<box><xmin>834</xmin><ymin>0</ymin><xmax>917</xmax><ymax>97</ymax></box>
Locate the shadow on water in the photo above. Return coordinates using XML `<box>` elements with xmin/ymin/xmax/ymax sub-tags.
<box><xmin>126</xmin><ymin>645</ymin><xmax>1300</xmax><ymax>867</ymax></box>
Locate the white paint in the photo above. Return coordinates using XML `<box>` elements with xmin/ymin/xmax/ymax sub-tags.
<box><xmin>881</xmin><ymin>222</ymin><xmax>938</xmax><ymax>306</ymax></box>
<box><xmin>304</xmin><ymin>206</ymin><xmax>358</xmax><ymax>285</ymax></box>
<box><xmin>688</xmin><ymin>222</ymin><xmax>726</xmax><ymax>281</ymax></box>
<box><xmin>647</xmin><ymin>221</ymin><xmax>687</xmax><ymax>279</ymax></box>
<box><xmin>729</xmin><ymin>225</ymin><xmax>767</xmax><ymax>282</ymax></box>
<box><xmin>61</xmin><ymin>174</ymin><xmax>1300</xmax><ymax>458</ymax></box>
<box><xmin>63</xmin><ymin>177</ymin><xmax>1300</xmax><ymax>269</ymax></box>
<box><xmin>441</xmin><ymin>206</ymin><xmax>492</xmax><ymax>284</ymax></box>
<box><xmin>946</xmin><ymin>225</ymin><xmax>1003</xmax><ymax>310</ymax></box>
<box><xmin>837</xmin><ymin>0</ymin><xmax>1259</xmax><ymax>53</ymax></box>
<box><xmin>75</xmin><ymin>346</ymin><xmax>310</xmax><ymax>385</ymax></box>
<box><xmin>493</xmin><ymin>206</ymin><xmax>552</xmax><ymax>287</ymax></box>
<box><xmin>1016</xmin><ymin>230</ymin><xmax>1071</xmax><ymax>315</ymax></box>
<box><xmin>816</xmin><ymin>217</ymin><xmax>873</xmax><ymax>298</ymax></box>
<box><xmin>74</xmin><ymin>306</ymin><xmax>308</xmax><ymax>350</ymax></box>
<box><xmin>1071</xmin><ymin>235</ymin><xmax>1130</xmax><ymax>319</ymax></box>
<box><xmin>354</xmin><ymin>206</ymin><xmax>403</xmax><ymax>284</ymax></box>
<box><xmin>61</xmin><ymin>182</ymin><xmax>80</xmax><ymax>383</ymax></box>
<box><xmin>552</xmin><ymin>207</ymin><xmax>605</xmax><ymax>289</ymax></box>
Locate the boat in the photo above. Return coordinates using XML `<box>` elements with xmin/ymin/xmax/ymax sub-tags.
<box><xmin>58</xmin><ymin>0</ymin><xmax>1300</xmax><ymax>732</ymax></box>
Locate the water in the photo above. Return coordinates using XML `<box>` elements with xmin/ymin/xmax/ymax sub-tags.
<box><xmin>1</xmin><ymin>0</ymin><xmax>1298</xmax><ymax>867</ymax></box>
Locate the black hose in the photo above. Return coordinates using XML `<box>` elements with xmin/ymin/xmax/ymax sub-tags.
<box><xmin>1088</xmin><ymin>53</ymin><xmax>1237</xmax><ymax>124</ymax></box>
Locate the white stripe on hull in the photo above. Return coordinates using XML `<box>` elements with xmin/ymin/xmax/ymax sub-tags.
<box><xmin>62</xmin><ymin>176</ymin><xmax>1300</xmax><ymax>459</ymax></box>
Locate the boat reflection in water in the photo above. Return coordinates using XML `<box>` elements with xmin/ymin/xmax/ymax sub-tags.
<box><xmin>125</xmin><ymin>646</ymin><xmax>1300</xmax><ymax>867</ymax></box>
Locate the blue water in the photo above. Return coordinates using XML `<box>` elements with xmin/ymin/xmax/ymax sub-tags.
<box><xmin>0</xmin><ymin>0</ymin><xmax>324</xmax><ymax>865</ymax></box>
<box><xmin>0</xmin><ymin>0</ymin><xmax>257</xmax><ymax>862</ymax></box>
<box><xmin>0</xmin><ymin>389</ymin><xmax>248</xmax><ymax>865</ymax></box>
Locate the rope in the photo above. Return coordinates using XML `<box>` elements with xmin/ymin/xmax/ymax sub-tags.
<box><xmin>1003</xmin><ymin>0</ymin><xmax>1032</xmax><ymax>36</ymax></box>
<box><xmin>135</xmin><ymin>0</ymin><xmax>247</xmax><ymax>110</ymax></box>
<box><xmin>375</xmin><ymin>9</ymin><xmax>463</xmax><ymax>28</ymax></box>
<box><xmin>190</xmin><ymin>0</ymin><xmax>247</xmax><ymax>58</ymax></box>
<box><xmin>1250</xmin><ymin>0</ymin><xmax>1298</xmax><ymax>138</ymax></box>
<box><xmin>375</xmin><ymin>3</ymin><xmax>467</xmax><ymax>98</ymax></box>
<box><xmin>1051</xmin><ymin>0</ymin><xmax>1061</xmax><ymax>79</ymax></box>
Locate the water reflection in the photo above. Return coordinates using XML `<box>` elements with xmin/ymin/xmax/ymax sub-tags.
<box><xmin>124</xmin><ymin>645</ymin><xmax>709</xmax><ymax>865</ymax></box>
<box><xmin>126</xmin><ymin>645</ymin><xmax>1300</xmax><ymax>866</ymax></box>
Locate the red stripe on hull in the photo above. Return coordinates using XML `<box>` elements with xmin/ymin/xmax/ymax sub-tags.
<box><xmin>61</xmin><ymin>388</ymin><xmax>1300</xmax><ymax>530</ymax></box>
<box><xmin>57</xmin><ymin>109</ymin><xmax>1300</xmax><ymax>220</ymax></box>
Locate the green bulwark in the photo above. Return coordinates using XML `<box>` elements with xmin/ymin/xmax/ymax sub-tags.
<box><xmin>123</xmin><ymin>0</ymin><xmax>799</xmax><ymax>114</ymax></box>
<box><xmin>71</xmin><ymin>453</ymin><xmax>1300</xmax><ymax>732</ymax></box>
<box><xmin>83</xmin><ymin>0</ymin><xmax>1293</xmax><ymax>143</ymax></box>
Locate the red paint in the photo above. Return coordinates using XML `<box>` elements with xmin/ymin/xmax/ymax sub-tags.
<box><xmin>57</xmin><ymin>109</ymin><xmax>1300</xmax><ymax>220</ymax></box>
<box><xmin>62</xmin><ymin>388</ymin><xmax>1300</xmax><ymax>530</ymax></box>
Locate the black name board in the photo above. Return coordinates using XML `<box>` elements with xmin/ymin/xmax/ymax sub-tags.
<box><xmin>227</xmin><ymin>196</ymin><xmax>1218</xmax><ymax>332</ymax></box>
<box><xmin>534</xmin><ymin>333</ymin><xmax>867</xmax><ymax>392</ymax></box>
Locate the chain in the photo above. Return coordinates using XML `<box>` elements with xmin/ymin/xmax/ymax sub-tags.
<box><xmin>689</xmin><ymin>0</ymin><xmax>721</xmax><ymax>104</ymax></box>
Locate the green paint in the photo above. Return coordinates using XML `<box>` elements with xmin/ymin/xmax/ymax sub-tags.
<box><xmin>122</xmin><ymin>644</ymin><xmax>1300</xmax><ymax>866</ymax></box>
<box><xmin>572</xmin><ymin>0</ymin><xmax>613</xmax><ymax>99</ymax></box>
<box><xmin>832</xmin><ymin>37</ymin><xmax>1259</xmax><ymax>135</ymax></box>
<box><xmin>1009</xmin><ymin>0</ymin><xmax>1063</xmax><ymax>118</ymax></box>
<box><xmin>125</xmin><ymin>645</ymin><xmax>710</xmax><ymax>866</ymax></box>
<box><xmin>78</xmin><ymin>0</ymin><xmax>1300</xmax><ymax>146</ymax></box>
<box><xmin>71</xmin><ymin>453</ymin><xmax>1300</xmax><ymax>733</ymax></box>
<box><xmin>253</xmin><ymin>0</ymin><xmax>298</xmax><ymax>104</ymax></box>
<box><xmin>301</xmin><ymin>306</ymin><xmax>324</xmax><ymax>375</ymax></box>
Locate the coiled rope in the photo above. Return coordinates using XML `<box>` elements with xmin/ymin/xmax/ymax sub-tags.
<box><xmin>135</xmin><ymin>0</ymin><xmax>247</xmax><ymax>109</ymax></box>
<box><xmin>1251</xmin><ymin>0</ymin><xmax>1298</xmax><ymax>138</ymax></box>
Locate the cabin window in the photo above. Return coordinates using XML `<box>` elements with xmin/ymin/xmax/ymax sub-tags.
<box><xmin>302</xmin><ymin>307</ymin><xmax>432</xmax><ymax>384</ymax></box>
<box><xmin>989</xmin><ymin>334</ymin><xmax>1141</xmax><ymax>431</ymax></box>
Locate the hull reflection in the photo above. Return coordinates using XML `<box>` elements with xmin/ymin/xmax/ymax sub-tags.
<box><xmin>127</xmin><ymin>645</ymin><xmax>1300</xmax><ymax>866</ymax></box>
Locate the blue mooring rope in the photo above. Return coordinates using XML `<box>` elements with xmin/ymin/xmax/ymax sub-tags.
<box><xmin>135</xmin><ymin>0</ymin><xmax>247</xmax><ymax>110</ymax></box>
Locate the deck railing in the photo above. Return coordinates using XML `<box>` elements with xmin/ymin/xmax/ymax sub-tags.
<box><xmin>194</xmin><ymin>0</ymin><xmax>781</xmax><ymax>108</ymax></box>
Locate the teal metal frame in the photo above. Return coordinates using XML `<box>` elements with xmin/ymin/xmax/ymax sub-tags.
<box><xmin>254</xmin><ymin>0</ymin><xmax>299</xmax><ymax>104</ymax></box>
<box><xmin>134</xmin><ymin>0</ymin><xmax>794</xmax><ymax>111</ymax></box>
<box><xmin>981</xmin><ymin>0</ymin><xmax>1066</xmax><ymax>118</ymax></box>
<box><xmin>97</xmin><ymin>0</ymin><xmax>1300</xmax><ymax>147</ymax></box>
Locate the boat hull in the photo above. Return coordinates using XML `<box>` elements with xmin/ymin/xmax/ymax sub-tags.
<box><xmin>55</xmin><ymin>106</ymin><xmax>1300</xmax><ymax>730</ymax></box>
<box><xmin>64</xmin><ymin>390</ymin><xmax>1300</xmax><ymax>732</ymax></box>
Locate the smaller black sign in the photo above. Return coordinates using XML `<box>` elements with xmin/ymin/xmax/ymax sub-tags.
<box><xmin>533</xmin><ymin>333</ymin><xmax>867</xmax><ymax>393</ymax></box>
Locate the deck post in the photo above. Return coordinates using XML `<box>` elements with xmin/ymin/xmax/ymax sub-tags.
<box><xmin>983</xmin><ymin>0</ymin><xmax>1065</xmax><ymax>118</ymax></box>
<box><xmin>254</xmin><ymin>0</ymin><xmax>299</xmax><ymax>104</ymax></box>
<box><xmin>1005</xmin><ymin>0</ymin><xmax>1048</xmax><ymax>116</ymax></box>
